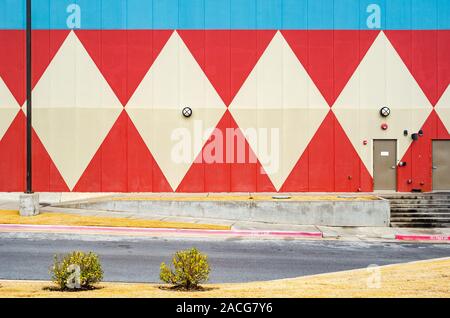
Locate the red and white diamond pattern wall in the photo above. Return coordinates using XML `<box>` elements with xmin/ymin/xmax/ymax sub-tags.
<box><xmin>0</xmin><ymin>76</ymin><xmax>19</xmax><ymax>143</ymax></box>
<box><xmin>436</xmin><ymin>88</ymin><xmax>450</xmax><ymax>133</ymax></box>
<box><xmin>33</xmin><ymin>31</ymin><xmax>123</xmax><ymax>190</ymax></box>
<box><xmin>127</xmin><ymin>31</ymin><xmax>227</xmax><ymax>191</ymax></box>
<box><xmin>229</xmin><ymin>31</ymin><xmax>329</xmax><ymax>191</ymax></box>
<box><xmin>333</xmin><ymin>32</ymin><xmax>433</xmax><ymax>179</ymax></box>
<box><xmin>0</xmin><ymin>30</ymin><xmax>449</xmax><ymax>192</ymax></box>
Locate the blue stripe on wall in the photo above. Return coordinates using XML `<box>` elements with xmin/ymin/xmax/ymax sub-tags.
<box><xmin>0</xmin><ymin>0</ymin><xmax>448</xmax><ymax>30</ymax></box>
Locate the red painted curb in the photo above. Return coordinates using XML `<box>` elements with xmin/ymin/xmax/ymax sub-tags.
<box><xmin>0</xmin><ymin>224</ymin><xmax>323</xmax><ymax>238</ymax></box>
<box><xmin>396</xmin><ymin>234</ymin><xmax>450</xmax><ymax>241</ymax></box>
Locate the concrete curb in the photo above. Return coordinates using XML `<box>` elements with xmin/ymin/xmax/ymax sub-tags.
<box><xmin>395</xmin><ymin>234</ymin><xmax>450</xmax><ymax>241</ymax></box>
<box><xmin>0</xmin><ymin>224</ymin><xmax>323</xmax><ymax>238</ymax></box>
<box><xmin>1</xmin><ymin>221</ymin><xmax>448</xmax><ymax>243</ymax></box>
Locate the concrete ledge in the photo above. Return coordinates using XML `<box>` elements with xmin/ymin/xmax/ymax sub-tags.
<box><xmin>58</xmin><ymin>196</ymin><xmax>390</xmax><ymax>227</ymax></box>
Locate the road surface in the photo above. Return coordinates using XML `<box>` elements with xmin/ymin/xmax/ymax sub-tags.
<box><xmin>0</xmin><ymin>232</ymin><xmax>449</xmax><ymax>283</ymax></box>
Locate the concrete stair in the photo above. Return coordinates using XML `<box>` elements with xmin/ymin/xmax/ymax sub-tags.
<box><xmin>382</xmin><ymin>193</ymin><xmax>450</xmax><ymax>228</ymax></box>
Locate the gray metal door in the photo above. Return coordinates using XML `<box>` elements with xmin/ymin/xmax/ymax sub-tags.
<box><xmin>432</xmin><ymin>140</ymin><xmax>450</xmax><ymax>190</ymax></box>
<box><xmin>373</xmin><ymin>140</ymin><xmax>397</xmax><ymax>191</ymax></box>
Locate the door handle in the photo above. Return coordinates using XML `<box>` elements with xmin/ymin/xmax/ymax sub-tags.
<box><xmin>432</xmin><ymin>166</ymin><xmax>438</xmax><ymax>170</ymax></box>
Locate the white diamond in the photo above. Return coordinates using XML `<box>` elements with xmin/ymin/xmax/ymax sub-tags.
<box><xmin>333</xmin><ymin>31</ymin><xmax>433</xmax><ymax>176</ymax></box>
<box><xmin>229</xmin><ymin>31</ymin><xmax>329</xmax><ymax>191</ymax></box>
<box><xmin>435</xmin><ymin>86</ymin><xmax>450</xmax><ymax>134</ymax></box>
<box><xmin>32</xmin><ymin>31</ymin><xmax>123</xmax><ymax>190</ymax></box>
<box><xmin>126</xmin><ymin>31</ymin><xmax>227</xmax><ymax>191</ymax></box>
<box><xmin>0</xmin><ymin>76</ymin><xmax>19</xmax><ymax>141</ymax></box>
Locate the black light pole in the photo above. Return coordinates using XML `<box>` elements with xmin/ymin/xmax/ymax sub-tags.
<box><xmin>26</xmin><ymin>0</ymin><xmax>32</xmax><ymax>194</ymax></box>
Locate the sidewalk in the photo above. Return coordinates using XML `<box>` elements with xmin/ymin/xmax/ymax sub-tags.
<box><xmin>0</xmin><ymin>196</ymin><xmax>449</xmax><ymax>242</ymax></box>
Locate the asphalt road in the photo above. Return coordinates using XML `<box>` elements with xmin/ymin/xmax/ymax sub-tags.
<box><xmin>0</xmin><ymin>232</ymin><xmax>449</xmax><ymax>283</ymax></box>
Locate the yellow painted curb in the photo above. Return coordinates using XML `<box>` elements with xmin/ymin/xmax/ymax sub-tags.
<box><xmin>0</xmin><ymin>210</ymin><xmax>230</xmax><ymax>231</ymax></box>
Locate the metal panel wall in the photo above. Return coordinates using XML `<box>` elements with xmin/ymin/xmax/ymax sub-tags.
<box><xmin>0</xmin><ymin>1</ymin><xmax>449</xmax><ymax>193</ymax></box>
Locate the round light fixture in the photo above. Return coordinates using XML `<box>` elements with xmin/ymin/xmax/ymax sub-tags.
<box><xmin>182</xmin><ymin>107</ymin><xmax>193</xmax><ymax>118</ymax></box>
<box><xmin>380</xmin><ymin>106</ymin><xmax>391</xmax><ymax>117</ymax></box>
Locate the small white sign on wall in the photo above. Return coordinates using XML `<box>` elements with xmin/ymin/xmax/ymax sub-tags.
<box><xmin>380</xmin><ymin>151</ymin><xmax>389</xmax><ymax>157</ymax></box>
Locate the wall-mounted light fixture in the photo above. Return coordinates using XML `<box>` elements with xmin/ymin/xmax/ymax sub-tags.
<box><xmin>411</xmin><ymin>133</ymin><xmax>419</xmax><ymax>141</ymax></box>
<box><xmin>403</xmin><ymin>130</ymin><xmax>408</xmax><ymax>136</ymax></box>
<box><xmin>380</xmin><ymin>106</ymin><xmax>390</xmax><ymax>117</ymax></box>
<box><xmin>182</xmin><ymin>107</ymin><xmax>193</xmax><ymax>118</ymax></box>
<box><xmin>418</xmin><ymin>129</ymin><xmax>424</xmax><ymax>137</ymax></box>
<box><xmin>381</xmin><ymin>123</ymin><xmax>388</xmax><ymax>130</ymax></box>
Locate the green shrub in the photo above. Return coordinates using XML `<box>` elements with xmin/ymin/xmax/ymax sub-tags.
<box><xmin>160</xmin><ymin>248</ymin><xmax>210</xmax><ymax>290</ymax></box>
<box><xmin>51</xmin><ymin>251</ymin><xmax>103</xmax><ymax>290</ymax></box>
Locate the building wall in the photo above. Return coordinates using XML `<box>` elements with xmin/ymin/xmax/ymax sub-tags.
<box><xmin>0</xmin><ymin>0</ymin><xmax>449</xmax><ymax>193</ymax></box>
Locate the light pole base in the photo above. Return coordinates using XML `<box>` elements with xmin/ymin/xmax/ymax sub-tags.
<box><xmin>19</xmin><ymin>193</ymin><xmax>40</xmax><ymax>216</ymax></box>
